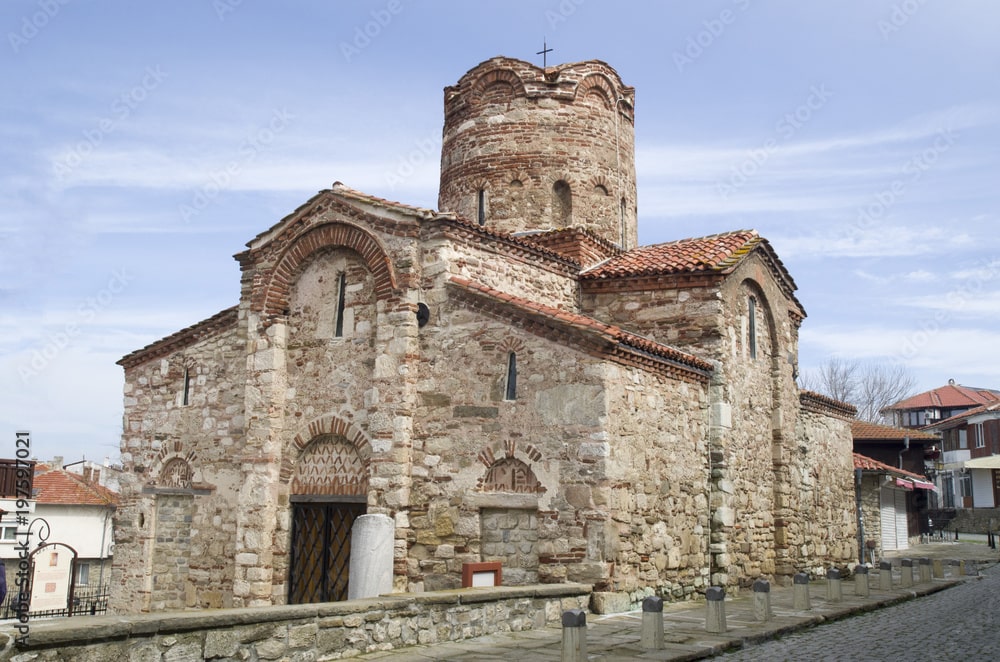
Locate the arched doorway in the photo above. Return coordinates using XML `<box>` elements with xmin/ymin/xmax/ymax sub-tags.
<box><xmin>288</xmin><ymin>435</ymin><xmax>368</xmax><ymax>604</ymax></box>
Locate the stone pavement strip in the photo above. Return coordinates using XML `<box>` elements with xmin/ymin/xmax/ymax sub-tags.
<box><xmin>356</xmin><ymin>541</ymin><xmax>1000</xmax><ymax>661</ymax></box>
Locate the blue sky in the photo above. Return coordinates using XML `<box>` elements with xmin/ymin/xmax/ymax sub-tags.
<box><xmin>2</xmin><ymin>1</ymin><xmax>998</xmax><ymax>463</ymax></box>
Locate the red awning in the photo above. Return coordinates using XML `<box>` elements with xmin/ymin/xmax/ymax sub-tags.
<box><xmin>911</xmin><ymin>478</ymin><xmax>936</xmax><ymax>491</ymax></box>
<box><xmin>895</xmin><ymin>477</ymin><xmax>914</xmax><ymax>490</ymax></box>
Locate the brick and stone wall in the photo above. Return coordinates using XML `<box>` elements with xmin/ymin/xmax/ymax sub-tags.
<box><xmin>113</xmin><ymin>313</ymin><xmax>246</xmax><ymax>613</ymax></box>
<box><xmin>438</xmin><ymin>57</ymin><xmax>638</xmax><ymax>249</ymax></box>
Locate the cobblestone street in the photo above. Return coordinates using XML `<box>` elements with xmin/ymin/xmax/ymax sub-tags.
<box><xmin>719</xmin><ymin>563</ymin><xmax>1000</xmax><ymax>661</ymax></box>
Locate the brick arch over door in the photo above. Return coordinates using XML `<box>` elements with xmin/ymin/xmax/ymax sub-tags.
<box><xmin>261</xmin><ymin>222</ymin><xmax>398</xmax><ymax>319</ymax></box>
<box><xmin>280</xmin><ymin>414</ymin><xmax>373</xmax><ymax>485</ymax></box>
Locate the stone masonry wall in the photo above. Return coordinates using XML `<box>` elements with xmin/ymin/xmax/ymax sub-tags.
<box><xmin>601</xmin><ymin>366</ymin><xmax>711</xmax><ymax>607</ymax></box>
<box><xmin>113</xmin><ymin>317</ymin><xmax>246</xmax><ymax>613</ymax></box>
<box><xmin>407</xmin><ymin>304</ymin><xmax>610</xmax><ymax>593</ymax></box>
<box><xmin>1</xmin><ymin>585</ymin><xmax>590</xmax><ymax>661</ymax></box>
<box><xmin>793</xmin><ymin>406</ymin><xmax>857</xmax><ymax>573</ymax></box>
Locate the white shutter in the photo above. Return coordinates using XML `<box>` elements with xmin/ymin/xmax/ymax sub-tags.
<box><xmin>894</xmin><ymin>488</ymin><xmax>909</xmax><ymax>550</ymax></box>
<box><xmin>880</xmin><ymin>486</ymin><xmax>897</xmax><ymax>551</ymax></box>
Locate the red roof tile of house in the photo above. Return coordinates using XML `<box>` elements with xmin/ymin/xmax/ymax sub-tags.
<box><xmin>447</xmin><ymin>276</ymin><xmax>713</xmax><ymax>381</ymax></box>
<box><xmin>580</xmin><ymin>230</ymin><xmax>762</xmax><ymax>279</ymax></box>
<box><xmin>33</xmin><ymin>469</ymin><xmax>118</xmax><ymax>507</ymax></box>
<box><xmin>853</xmin><ymin>452</ymin><xmax>930</xmax><ymax>482</ymax></box>
<box><xmin>886</xmin><ymin>383</ymin><xmax>1000</xmax><ymax>411</ymax></box>
<box><xmin>851</xmin><ymin>420</ymin><xmax>938</xmax><ymax>442</ymax></box>
<box><xmin>929</xmin><ymin>401</ymin><xmax>1000</xmax><ymax>429</ymax></box>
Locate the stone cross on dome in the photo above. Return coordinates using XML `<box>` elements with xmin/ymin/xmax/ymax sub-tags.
<box><xmin>536</xmin><ymin>39</ymin><xmax>553</xmax><ymax>67</ymax></box>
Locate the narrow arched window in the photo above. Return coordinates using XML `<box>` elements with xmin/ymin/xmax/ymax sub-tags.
<box><xmin>477</xmin><ymin>189</ymin><xmax>486</xmax><ymax>226</ymax></box>
<box><xmin>553</xmin><ymin>180</ymin><xmax>571</xmax><ymax>226</ymax></box>
<box><xmin>334</xmin><ymin>272</ymin><xmax>347</xmax><ymax>338</ymax></box>
<box><xmin>505</xmin><ymin>352</ymin><xmax>517</xmax><ymax>401</ymax></box>
<box><xmin>748</xmin><ymin>296</ymin><xmax>757</xmax><ymax>360</ymax></box>
<box><xmin>182</xmin><ymin>367</ymin><xmax>192</xmax><ymax>406</ymax></box>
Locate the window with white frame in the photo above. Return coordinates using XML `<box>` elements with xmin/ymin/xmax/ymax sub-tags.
<box><xmin>75</xmin><ymin>562</ymin><xmax>90</xmax><ymax>586</ymax></box>
<box><xmin>975</xmin><ymin>423</ymin><xmax>985</xmax><ymax>449</ymax></box>
<box><xmin>0</xmin><ymin>523</ymin><xmax>17</xmax><ymax>542</ymax></box>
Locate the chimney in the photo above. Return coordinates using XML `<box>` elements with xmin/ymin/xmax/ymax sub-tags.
<box><xmin>83</xmin><ymin>466</ymin><xmax>92</xmax><ymax>482</ymax></box>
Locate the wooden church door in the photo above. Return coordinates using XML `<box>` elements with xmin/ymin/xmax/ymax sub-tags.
<box><xmin>288</xmin><ymin>498</ymin><xmax>365</xmax><ymax>603</ymax></box>
<box><xmin>288</xmin><ymin>434</ymin><xmax>368</xmax><ymax>604</ymax></box>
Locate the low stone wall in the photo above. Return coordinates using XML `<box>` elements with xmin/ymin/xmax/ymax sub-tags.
<box><xmin>945</xmin><ymin>508</ymin><xmax>1000</xmax><ymax>534</ymax></box>
<box><xmin>0</xmin><ymin>584</ymin><xmax>590</xmax><ymax>661</ymax></box>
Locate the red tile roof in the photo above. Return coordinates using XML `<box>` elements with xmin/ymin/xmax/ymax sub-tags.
<box><xmin>580</xmin><ymin>230</ymin><xmax>762</xmax><ymax>279</ymax></box>
<box><xmin>33</xmin><ymin>469</ymin><xmax>118</xmax><ymax>507</ymax></box>
<box><xmin>851</xmin><ymin>420</ymin><xmax>938</xmax><ymax>442</ymax></box>
<box><xmin>800</xmin><ymin>390</ymin><xmax>857</xmax><ymax>418</ymax></box>
<box><xmin>853</xmin><ymin>452</ymin><xmax>930</xmax><ymax>482</ymax></box>
<box><xmin>886</xmin><ymin>383</ymin><xmax>1000</xmax><ymax>411</ymax></box>
<box><xmin>447</xmin><ymin>276</ymin><xmax>713</xmax><ymax>381</ymax></box>
<box><xmin>929</xmin><ymin>401</ymin><xmax>1000</xmax><ymax>429</ymax></box>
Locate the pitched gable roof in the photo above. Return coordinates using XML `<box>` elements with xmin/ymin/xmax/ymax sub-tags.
<box><xmin>581</xmin><ymin>230</ymin><xmax>762</xmax><ymax>279</ymax></box>
<box><xmin>853</xmin><ymin>452</ymin><xmax>930</xmax><ymax>482</ymax></box>
<box><xmin>851</xmin><ymin>420</ymin><xmax>938</xmax><ymax>442</ymax></box>
<box><xmin>448</xmin><ymin>276</ymin><xmax>713</xmax><ymax>383</ymax></box>
<box><xmin>33</xmin><ymin>469</ymin><xmax>118</xmax><ymax>507</ymax></box>
<box><xmin>928</xmin><ymin>401</ymin><xmax>1000</xmax><ymax>429</ymax></box>
<box><xmin>886</xmin><ymin>382</ymin><xmax>1000</xmax><ymax>411</ymax></box>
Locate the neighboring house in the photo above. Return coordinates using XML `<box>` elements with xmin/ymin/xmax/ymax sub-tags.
<box><xmin>925</xmin><ymin>402</ymin><xmax>1000</xmax><ymax>509</ymax></box>
<box><xmin>25</xmin><ymin>464</ymin><xmax>118</xmax><ymax>611</ymax></box>
<box><xmin>851</xmin><ymin>422</ymin><xmax>938</xmax><ymax>550</ymax></box>
<box><xmin>854</xmin><ymin>452</ymin><xmax>935</xmax><ymax>557</ymax></box>
<box><xmin>60</xmin><ymin>457</ymin><xmax>125</xmax><ymax>495</ymax></box>
<box><xmin>112</xmin><ymin>56</ymin><xmax>858</xmax><ymax>614</ymax></box>
<box><xmin>882</xmin><ymin>379</ymin><xmax>1000</xmax><ymax>429</ymax></box>
<box><xmin>0</xmin><ymin>459</ymin><xmax>37</xmax><ymax>595</ymax></box>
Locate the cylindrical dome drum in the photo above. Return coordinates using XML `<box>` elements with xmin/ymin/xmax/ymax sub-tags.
<box><xmin>438</xmin><ymin>57</ymin><xmax>637</xmax><ymax>249</ymax></box>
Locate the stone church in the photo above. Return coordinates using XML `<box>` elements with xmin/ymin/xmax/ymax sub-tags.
<box><xmin>111</xmin><ymin>56</ymin><xmax>857</xmax><ymax>614</ymax></box>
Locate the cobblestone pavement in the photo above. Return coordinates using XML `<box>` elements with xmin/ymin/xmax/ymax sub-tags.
<box><xmin>718</xmin><ymin>563</ymin><xmax>1000</xmax><ymax>661</ymax></box>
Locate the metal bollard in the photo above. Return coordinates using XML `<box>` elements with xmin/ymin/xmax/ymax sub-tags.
<box><xmin>854</xmin><ymin>565</ymin><xmax>869</xmax><ymax>597</ymax></box>
<box><xmin>752</xmin><ymin>579</ymin><xmax>772</xmax><ymax>622</ymax></box>
<box><xmin>793</xmin><ymin>572</ymin><xmax>811</xmax><ymax>611</ymax></box>
<box><xmin>826</xmin><ymin>568</ymin><xmax>843</xmax><ymax>602</ymax></box>
<box><xmin>900</xmin><ymin>559</ymin><xmax>913</xmax><ymax>588</ymax></box>
<box><xmin>641</xmin><ymin>596</ymin><xmax>664</xmax><ymax>650</ymax></box>
<box><xmin>561</xmin><ymin>609</ymin><xmax>587</xmax><ymax>662</ymax></box>
<box><xmin>918</xmin><ymin>558</ymin><xmax>932</xmax><ymax>583</ymax></box>
<box><xmin>932</xmin><ymin>559</ymin><xmax>944</xmax><ymax>579</ymax></box>
<box><xmin>706</xmin><ymin>586</ymin><xmax>727</xmax><ymax>633</ymax></box>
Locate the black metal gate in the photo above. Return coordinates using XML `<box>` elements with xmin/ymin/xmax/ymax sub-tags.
<box><xmin>288</xmin><ymin>499</ymin><xmax>365</xmax><ymax>604</ymax></box>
